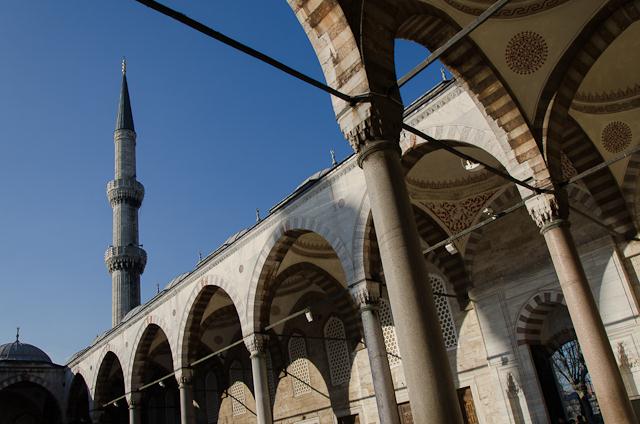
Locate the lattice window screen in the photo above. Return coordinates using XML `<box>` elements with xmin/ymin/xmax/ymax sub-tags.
<box><xmin>288</xmin><ymin>334</ymin><xmax>312</xmax><ymax>396</ymax></box>
<box><xmin>229</xmin><ymin>360</ymin><xmax>246</xmax><ymax>416</ymax></box>
<box><xmin>205</xmin><ymin>371</ymin><xmax>219</xmax><ymax>424</ymax></box>
<box><xmin>324</xmin><ymin>316</ymin><xmax>351</xmax><ymax>386</ymax></box>
<box><xmin>429</xmin><ymin>274</ymin><xmax>458</xmax><ymax>349</ymax></box>
<box><xmin>266</xmin><ymin>351</ymin><xmax>276</xmax><ymax>401</ymax></box>
<box><xmin>379</xmin><ymin>298</ymin><xmax>401</xmax><ymax>367</ymax></box>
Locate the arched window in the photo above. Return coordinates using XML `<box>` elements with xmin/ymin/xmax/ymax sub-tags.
<box><xmin>205</xmin><ymin>371</ymin><xmax>219</xmax><ymax>423</ymax></box>
<box><xmin>288</xmin><ymin>334</ymin><xmax>311</xmax><ymax>396</ymax></box>
<box><xmin>324</xmin><ymin>316</ymin><xmax>351</xmax><ymax>386</ymax></box>
<box><xmin>428</xmin><ymin>274</ymin><xmax>458</xmax><ymax>349</ymax></box>
<box><xmin>229</xmin><ymin>360</ymin><xmax>246</xmax><ymax>416</ymax></box>
<box><xmin>379</xmin><ymin>298</ymin><xmax>402</xmax><ymax>367</ymax></box>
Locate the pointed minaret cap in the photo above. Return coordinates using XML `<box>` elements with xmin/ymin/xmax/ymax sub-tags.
<box><xmin>116</xmin><ymin>58</ymin><xmax>135</xmax><ymax>131</ymax></box>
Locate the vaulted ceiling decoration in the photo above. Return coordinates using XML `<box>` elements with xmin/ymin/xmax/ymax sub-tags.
<box><xmin>443</xmin><ymin>0</ymin><xmax>570</xmax><ymax>18</ymax></box>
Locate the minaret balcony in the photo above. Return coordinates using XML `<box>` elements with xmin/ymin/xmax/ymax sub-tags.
<box><xmin>107</xmin><ymin>179</ymin><xmax>145</xmax><ymax>207</ymax></box>
<box><xmin>104</xmin><ymin>245</ymin><xmax>147</xmax><ymax>274</ymax></box>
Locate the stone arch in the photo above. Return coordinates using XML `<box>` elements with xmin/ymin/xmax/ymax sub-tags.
<box><xmin>66</xmin><ymin>372</ymin><xmax>91</xmax><ymax>424</ymax></box>
<box><xmin>247</xmin><ymin>216</ymin><xmax>354</xmax><ymax>333</ymax></box>
<box><xmin>541</xmin><ymin>1</ymin><xmax>640</xmax><ymax>182</ymax></box>
<box><xmin>92</xmin><ymin>348</ymin><xmax>127</xmax><ymax>399</ymax></box>
<box><xmin>0</xmin><ymin>374</ymin><xmax>57</xmax><ymax>394</ymax></box>
<box><xmin>515</xmin><ymin>291</ymin><xmax>566</xmax><ymax>346</ymax></box>
<box><xmin>392</xmin><ymin>1</ymin><xmax>548</xmax><ymax>186</ymax></box>
<box><xmin>622</xmin><ymin>151</ymin><xmax>640</xmax><ymax>227</ymax></box>
<box><xmin>0</xmin><ymin>375</ymin><xmax>63</xmax><ymax>424</ymax></box>
<box><xmin>129</xmin><ymin>322</ymin><xmax>176</xmax><ymax>391</ymax></box>
<box><xmin>93</xmin><ymin>350</ymin><xmax>128</xmax><ymax>422</ymax></box>
<box><xmin>400</xmin><ymin>126</ymin><xmax>512</xmax><ymax>177</ymax></box>
<box><xmin>177</xmin><ymin>274</ymin><xmax>245</xmax><ymax>370</ymax></box>
<box><xmin>262</xmin><ymin>262</ymin><xmax>360</xmax><ymax>338</ymax></box>
<box><xmin>560</xmin><ymin>116</ymin><xmax>635</xmax><ymax>236</ymax></box>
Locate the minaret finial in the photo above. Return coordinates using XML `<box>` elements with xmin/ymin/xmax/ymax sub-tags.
<box><xmin>16</xmin><ymin>327</ymin><xmax>20</xmax><ymax>343</ymax></box>
<box><xmin>330</xmin><ymin>150</ymin><xmax>337</xmax><ymax>167</ymax></box>
<box><xmin>122</xmin><ymin>57</ymin><xmax>127</xmax><ymax>75</ymax></box>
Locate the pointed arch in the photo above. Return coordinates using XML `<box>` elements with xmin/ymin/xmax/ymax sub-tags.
<box><xmin>246</xmin><ymin>216</ymin><xmax>354</xmax><ymax>334</ymax></box>
<box><xmin>177</xmin><ymin>274</ymin><xmax>245</xmax><ymax>370</ymax></box>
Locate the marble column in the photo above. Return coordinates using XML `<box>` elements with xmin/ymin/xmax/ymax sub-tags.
<box><xmin>246</xmin><ymin>334</ymin><xmax>273</xmax><ymax>424</ymax></box>
<box><xmin>128</xmin><ymin>394</ymin><xmax>141</xmax><ymax>424</ymax></box>
<box><xmin>178</xmin><ymin>369</ymin><xmax>196</xmax><ymax>424</ymax></box>
<box><xmin>351</xmin><ymin>280</ymin><xmax>401</xmax><ymax>424</ymax></box>
<box><xmin>357</xmin><ymin>139</ymin><xmax>463</xmax><ymax>424</ymax></box>
<box><xmin>527</xmin><ymin>193</ymin><xmax>637</xmax><ymax>424</ymax></box>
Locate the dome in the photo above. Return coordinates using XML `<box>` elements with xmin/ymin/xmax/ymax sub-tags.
<box><xmin>122</xmin><ymin>304</ymin><xmax>144</xmax><ymax>322</ymax></box>
<box><xmin>165</xmin><ymin>272</ymin><xmax>190</xmax><ymax>290</ymax></box>
<box><xmin>0</xmin><ymin>340</ymin><xmax>52</xmax><ymax>363</ymax></box>
<box><xmin>294</xmin><ymin>168</ymin><xmax>330</xmax><ymax>192</ymax></box>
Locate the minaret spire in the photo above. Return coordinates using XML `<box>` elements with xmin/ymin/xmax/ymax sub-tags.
<box><xmin>105</xmin><ymin>60</ymin><xmax>147</xmax><ymax>326</ymax></box>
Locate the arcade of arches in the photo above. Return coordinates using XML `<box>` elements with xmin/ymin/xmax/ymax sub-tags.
<box><xmin>3</xmin><ymin>1</ymin><xmax>640</xmax><ymax>423</ymax></box>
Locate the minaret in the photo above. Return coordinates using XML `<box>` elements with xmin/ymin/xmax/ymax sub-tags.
<box><xmin>105</xmin><ymin>59</ymin><xmax>147</xmax><ymax>326</ymax></box>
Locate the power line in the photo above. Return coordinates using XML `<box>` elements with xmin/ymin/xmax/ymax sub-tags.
<box><xmin>132</xmin><ymin>0</ymin><xmax>544</xmax><ymax>194</ymax></box>
<box><xmin>397</xmin><ymin>0</ymin><xmax>512</xmax><ymax>88</ymax></box>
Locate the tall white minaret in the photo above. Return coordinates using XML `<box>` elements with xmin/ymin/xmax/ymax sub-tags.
<box><xmin>105</xmin><ymin>60</ymin><xmax>147</xmax><ymax>326</ymax></box>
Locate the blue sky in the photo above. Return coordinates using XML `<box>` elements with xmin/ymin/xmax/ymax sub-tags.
<box><xmin>0</xmin><ymin>1</ymin><xmax>441</xmax><ymax>363</ymax></box>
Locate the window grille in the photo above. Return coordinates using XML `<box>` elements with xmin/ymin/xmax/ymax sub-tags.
<box><xmin>379</xmin><ymin>299</ymin><xmax>401</xmax><ymax>367</ymax></box>
<box><xmin>429</xmin><ymin>274</ymin><xmax>458</xmax><ymax>349</ymax></box>
<box><xmin>288</xmin><ymin>334</ymin><xmax>311</xmax><ymax>396</ymax></box>
<box><xmin>229</xmin><ymin>360</ymin><xmax>246</xmax><ymax>416</ymax></box>
<box><xmin>266</xmin><ymin>351</ymin><xmax>276</xmax><ymax>401</ymax></box>
<box><xmin>324</xmin><ymin>316</ymin><xmax>351</xmax><ymax>386</ymax></box>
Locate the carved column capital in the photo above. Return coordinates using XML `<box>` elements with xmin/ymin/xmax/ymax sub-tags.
<box><xmin>177</xmin><ymin>368</ymin><xmax>193</xmax><ymax>388</ymax></box>
<box><xmin>128</xmin><ymin>392</ymin><xmax>141</xmax><ymax>409</ymax></box>
<box><xmin>245</xmin><ymin>333</ymin><xmax>269</xmax><ymax>357</ymax></box>
<box><xmin>525</xmin><ymin>193</ymin><xmax>568</xmax><ymax>233</ymax></box>
<box><xmin>340</xmin><ymin>98</ymin><xmax>403</xmax><ymax>154</ymax></box>
<box><xmin>350</xmin><ymin>280</ymin><xmax>382</xmax><ymax>310</ymax></box>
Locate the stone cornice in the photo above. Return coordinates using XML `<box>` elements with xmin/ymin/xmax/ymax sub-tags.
<box><xmin>405</xmin><ymin>85</ymin><xmax>463</xmax><ymax>128</ymax></box>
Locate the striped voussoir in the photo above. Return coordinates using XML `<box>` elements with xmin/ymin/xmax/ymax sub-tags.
<box><xmin>177</xmin><ymin>274</ymin><xmax>243</xmax><ymax>370</ymax></box>
<box><xmin>261</xmin><ymin>262</ymin><xmax>360</xmax><ymax>338</ymax></box>
<box><xmin>561</xmin><ymin>117</ymin><xmax>635</xmax><ymax>236</ymax></box>
<box><xmin>94</xmin><ymin>351</ymin><xmax>126</xmax><ymax>404</ymax></box>
<box><xmin>0</xmin><ymin>374</ymin><xmax>53</xmax><ymax>393</ymax></box>
<box><xmin>621</xmin><ymin>150</ymin><xmax>640</xmax><ymax>228</ymax></box>
<box><xmin>130</xmin><ymin>323</ymin><xmax>172</xmax><ymax>390</ymax></box>
<box><xmin>412</xmin><ymin>205</ymin><xmax>471</xmax><ymax>306</ymax></box>
<box><xmin>247</xmin><ymin>216</ymin><xmax>354</xmax><ymax>333</ymax></box>
<box><xmin>516</xmin><ymin>291</ymin><xmax>566</xmax><ymax>345</ymax></box>
<box><xmin>395</xmin><ymin>7</ymin><xmax>548</xmax><ymax>188</ymax></box>
<box><xmin>543</xmin><ymin>1</ymin><xmax>640</xmax><ymax>186</ymax></box>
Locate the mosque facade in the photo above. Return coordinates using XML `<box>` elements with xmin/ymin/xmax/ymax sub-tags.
<box><xmin>2</xmin><ymin>1</ymin><xmax>640</xmax><ymax>424</ymax></box>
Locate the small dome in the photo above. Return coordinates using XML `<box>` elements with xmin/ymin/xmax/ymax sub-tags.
<box><xmin>295</xmin><ymin>168</ymin><xmax>330</xmax><ymax>192</ymax></box>
<box><xmin>0</xmin><ymin>341</ymin><xmax>52</xmax><ymax>363</ymax></box>
<box><xmin>166</xmin><ymin>272</ymin><xmax>189</xmax><ymax>290</ymax></box>
<box><xmin>222</xmin><ymin>229</ymin><xmax>248</xmax><ymax>246</ymax></box>
<box><xmin>122</xmin><ymin>305</ymin><xmax>144</xmax><ymax>322</ymax></box>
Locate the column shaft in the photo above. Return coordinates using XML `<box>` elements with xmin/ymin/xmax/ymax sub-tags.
<box><xmin>129</xmin><ymin>403</ymin><xmax>141</xmax><ymax>424</ymax></box>
<box><xmin>360</xmin><ymin>142</ymin><xmax>463</xmax><ymax>424</ymax></box>
<box><xmin>542</xmin><ymin>221</ymin><xmax>637</xmax><ymax>423</ymax></box>
<box><xmin>179</xmin><ymin>381</ymin><xmax>196</xmax><ymax>424</ymax></box>
<box><xmin>361</xmin><ymin>305</ymin><xmax>401</xmax><ymax>424</ymax></box>
<box><xmin>251</xmin><ymin>352</ymin><xmax>273</xmax><ymax>424</ymax></box>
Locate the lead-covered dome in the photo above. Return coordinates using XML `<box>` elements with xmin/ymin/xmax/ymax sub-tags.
<box><xmin>0</xmin><ymin>340</ymin><xmax>52</xmax><ymax>363</ymax></box>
